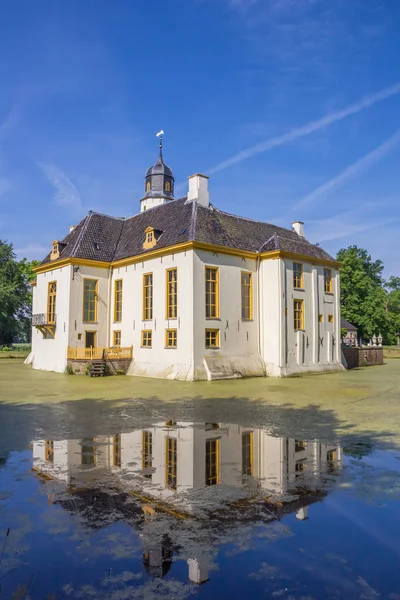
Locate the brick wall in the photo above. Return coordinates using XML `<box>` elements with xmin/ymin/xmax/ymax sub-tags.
<box><xmin>342</xmin><ymin>347</ymin><xmax>384</xmax><ymax>369</ymax></box>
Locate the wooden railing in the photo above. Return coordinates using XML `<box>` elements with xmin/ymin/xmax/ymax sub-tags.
<box><xmin>67</xmin><ymin>346</ymin><xmax>133</xmax><ymax>361</ymax></box>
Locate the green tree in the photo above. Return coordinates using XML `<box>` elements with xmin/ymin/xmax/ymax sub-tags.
<box><xmin>337</xmin><ymin>246</ymin><xmax>390</xmax><ymax>342</ymax></box>
<box><xmin>17</xmin><ymin>258</ymin><xmax>41</xmax><ymax>342</ymax></box>
<box><xmin>0</xmin><ymin>240</ymin><xmax>26</xmax><ymax>345</ymax></box>
<box><xmin>386</xmin><ymin>276</ymin><xmax>400</xmax><ymax>344</ymax></box>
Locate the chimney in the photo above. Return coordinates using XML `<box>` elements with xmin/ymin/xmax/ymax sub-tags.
<box><xmin>187</xmin><ymin>174</ymin><xmax>209</xmax><ymax>207</ymax></box>
<box><xmin>296</xmin><ymin>507</ymin><xmax>309</xmax><ymax>521</ymax></box>
<box><xmin>69</xmin><ymin>225</ymin><xmax>76</xmax><ymax>233</ymax></box>
<box><xmin>292</xmin><ymin>221</ymin><xmax>304</xmax><ymax>238</ymax></box>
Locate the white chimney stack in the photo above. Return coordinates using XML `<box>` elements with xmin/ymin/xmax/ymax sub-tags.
<box><xmin>187</xmin><ymin>174</ymin><xmax>209</xmax><ymax>207</ymax></box>
<box><xmin>292</xmin><ymin>221</ymin><xmax>305</xmax><ymax>238</ymax></box>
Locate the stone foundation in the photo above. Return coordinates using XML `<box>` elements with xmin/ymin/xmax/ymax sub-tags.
<box><xmin>342</xmin><ymin>347</ymin><xmax>384</xmax><ymax>369</ymax></box>
<box><xmin>67</xmin><ymin>358</ymin><xmax>132</xmax><ymax>375</ymax></box>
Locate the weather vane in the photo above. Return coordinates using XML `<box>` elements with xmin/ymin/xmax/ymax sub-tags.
<box><xmin>156</xmin><ymin>129</ymin><xmax>164</xmax><ymax>149</ymax></box>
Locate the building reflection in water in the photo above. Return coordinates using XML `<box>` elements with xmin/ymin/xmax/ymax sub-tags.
<box><xmin>32</xmin><ymin>422</ymin><xmax>342</xmax><ymax>585</ymax></box>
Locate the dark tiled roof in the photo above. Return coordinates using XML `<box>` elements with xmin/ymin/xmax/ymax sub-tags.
<box><xmin>341</xmin><ymin>318</ymin><xmax>358</xmax><ymax>331</ymax></box>
<box><xmin>39</xmin><ymin>199</ymin><xmax>336</xmax><ymax>265</ymax></box>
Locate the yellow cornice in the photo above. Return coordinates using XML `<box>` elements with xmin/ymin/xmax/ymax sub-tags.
<box><xmin>193</xmin><ymin>241</ymin><xmax>257</xmax><ymax>260</ymax></box>
<box><xmin>30</xmin><ymin>280</ymin><xmax>37</xmax><ymax>286</ymax></box>
<box><xmin>33</xmin><ymin>258</ymin><xmax>111</xmax><ymax>275</ymax></box>
<box><xmin>112</xmin><ymin>242</ymin><xmax>194</xmax><ymax>268</ymax></box>
<box><xmin>261</xmin><ymin>250</ymin><xmax>341</xmax><ymax>269</ymax></box>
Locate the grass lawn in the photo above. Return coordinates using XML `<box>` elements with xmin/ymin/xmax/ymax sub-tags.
<box><xmin>0</xmin><ymin>350</ymin><xmax>30</xmax><ymax>359</ymax></box>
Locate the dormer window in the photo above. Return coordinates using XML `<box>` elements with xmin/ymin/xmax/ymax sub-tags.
<box><xmin>146</xmin><ymin>181</ymin><xmax>151</xmax><ymax>192</ymax></box>
<box><xmin>50</xmin><ymin>240</ymin><xmax>60</xmax><ymax>261</ymax></box>
<box><xmin>143</xmin><ymin>226</ymin><xmax>162</xmax><ymax>250</ymax></box>
<box><xmin>165</xmin><ymin>181</ymin><xmax>171</xmax><ymax>192</ymax></box>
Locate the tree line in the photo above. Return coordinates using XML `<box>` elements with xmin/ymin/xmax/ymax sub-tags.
<box><xmin>1</xmin><ymin>239</ymin><xmax>399</xmax><ymax>346</ymax></box>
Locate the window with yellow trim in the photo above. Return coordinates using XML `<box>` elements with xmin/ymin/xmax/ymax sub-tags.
<box><xmin>294</xmin><ymin>299</ymin><xmax>304</xmax><ymax>330</ymax></box>
<box><xmin>166</xmin><ymin>268</ymin><xmax>177</xmax><ymax>318</ymax></box>
<box><xmin>166</xmin><ymin>437</ymin><xmax>177</xmax><ymax>489</ymax></box>
<box><xmin>146</xmin><ymin>181</ymin><xmax>151</xmax><ymax>192</ymax></box>
<box><xmin>293</xmin><ymin>262</ymin><xmax>303</xmax><ymax>289</ymax></box>
<box><xmin>45</xmin><ymin>440</ymin><xmax>54</xmax><ymax>462</ymax></box>
<box><xmin>83</xmin><ymin>279</ymin><xmax>98</xmax><ymax>323</ymax></box>
<box><xmin>147</xmin><ymin>231</ymin><xmax>153</xmax><ymax>243</ymax></box>
<box><xmin>142</xmin><ymin>431</ymin><xmax>153</xmax><ymax>478</ymax></box>
<box><xmin>242</xmin><ymin>432</ymin><xmax>253</xmax><ymax>476</ymax></box>
<box><xmin>205</xmin><ymin>439</ymin><xmax>220</xmax><ymax>486</ymax></box>
<box><xmin>114</xmin><ymin>279</ymin><xmax>123</xmax><ymax>322</ymax></box>
<box><xmin>143</xmin><ymin>273</ymin><xmax>153</xmax><ymax>320</ymax></box>
<box><xmin>324</xmin><ymin>268</ymin><xmax>333</xmax><ymax>293</ymax></box>
<box><xmin>241</xmin><ymin>272</ymin><xmax>252</xmax><ymax>320</ymax></box>
<box><xmin>205</xmin><ymin>329</ymin><xmax>219</xmax><ymax>349</ymax></box>
<box><xmin>205</xmin><ymin>267</ymin><xmax>219</xmax><ymax>318</ymax></box>
<box><xmin>141</xmin><ymin>330</ymin><xmax>152</xmax><ymax>347</ymax></box>
<box><xmin>165</xmin><ymin>181</ymin><xmax>171</xmax><ymax>192</ymax></box>
<box><xmin>47</xmin><ymin>282</ymin><xmax>57</xmax><ymax>324</ymax></box>
<box><xmin>328</xmin><ymin>314</ymin><xmax>334</xmax><ymax>323</ymax></box>
<box><xmin>319</xmin><ymin>314</ymin><xmax>323</xmax><ymax>323</ymax></box>
<box><xmin>113</xmin><ymin>330</ymin><xmax>121</xmax><ymax>346</ymax></box>
<box><xmin>81</xmin><ymin>438</ymin><xmax>96</xmax><ymax>465</ymax></box>
<box><xmin>166</xmin><ymin>328</ymin><xmax>177</xmax><ymax>348</ymax></box>
<box><xmin>113</xmin><ymin>434</ymin><xmax>121</xmax><ymax>467</ymax></box>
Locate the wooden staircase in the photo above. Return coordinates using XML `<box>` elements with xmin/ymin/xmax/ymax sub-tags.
<box><xmin>88</xmin><ymin>352</ymin><xmax>106</xmax><ymax>377</ymax></box>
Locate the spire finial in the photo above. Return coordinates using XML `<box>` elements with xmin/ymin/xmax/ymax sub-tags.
<box><xmin>156</xmin><ymin>130</ymin><xmax>164</xmax><ymax>159</ymax></box>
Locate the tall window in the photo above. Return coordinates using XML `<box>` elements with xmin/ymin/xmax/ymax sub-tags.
<box><xmin>293</xmin><ymin>263</ymin><xmax>303</xmax><ymax>289</ymax></box>
<box><xmin>242</xmin><ymin>432</ymin><xmax>253</xmax><ymax>475</ymax></box>
<box><xmin>142</xmin><ymin>431</ymin><xmax>153</xmax><ymax>478</ymax></box>
<box><xmin>45</xmin><ymin>440</ymin><xmax>54</xmax><ymax>462</ymax></box>
<box><xmin>47</xmin><ymin>282</ymin><xmax>57</xmax><ymax>324</ymax></box>
<box><xmin>241</xmin><ymin>272</ymin><xmax>252</xmax><ymax>319</ymax></box>
<box><xmin>294</xmin><ymin>299</ymin><xmax>304</xmax><ymax>330</ymax></box>
<box><xmin>146</xmin><ymin>181</ymin><xmax>151</xmax><ymax>191</ymax></box>
<box><xmin>113</xmin><ymin>434</ymin><xmax>121</xmax><ymax>467</ymax></box>
<box><xmin>205</xmin><ymin>439</ymin><xmax>220</xmax><ymax>486</ymax></box>
<box><xmin>205</xmin><ymin>329</ymin><xmax>219</xmax><ymax>349</ymax></box>
<box><xmin>166</xmin><ymin>268</ymin><xmax>177</xmax><ymax>318</ymax></box>
<box><xmin>324</xmin><ymin>268</ymin><xmax>333</xmax><ymax>293</ymax></box>
<box><xmin>205</xmin><ymin>267</ymin><xmax>219</xmax><ymax>318</ymax></box>
<box><xmin>141</xmin><ymin>330</ymin><xmax>152</xmax><ymax>347</ymax></box>
<box><xmin>143</xmin><ymin>273</ymin><xmax>153</xmax><ymax>320</ymax></box>
<box><xmin>165</xmin><ymin>181</ymin><xmax>171</xmax><ymax>192</ymax></box>
<box><xmin>81</xmin><ymin>438</ymin><xmax>96</xmax><ymax>465</ymax></box>
<box><xmin>166</xmin><ymin>437</ymin><xmax>177</xmax><ymax>489</ymax></box>
<box><xmin>166</xmin><ymin>329</ymin><xmax>177</xmax><ymax>348</ymax></box>
<box><xmin>114</xmin><ymin>279</ymin><xmax>123</xmax><ymax>322</ymax></box>
<box><xmin>113</xmin><ymin>330</ymin><xmax>121</xmax><ymax>346</ymax></box>
<box><xmin>83</xmin><ymin>279</ymin><xmax>98</xmax><ymax>323</ymax></box>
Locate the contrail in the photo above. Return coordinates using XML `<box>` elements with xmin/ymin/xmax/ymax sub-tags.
<box><xmin>292</xmin><ymin>128</ymin><xmax>400</xmax><ymax>211</ymax></box>
<box><xmin>208</xmin><ymin>82</ymin><xmax>400</xmax><ymax>174</ymax></box>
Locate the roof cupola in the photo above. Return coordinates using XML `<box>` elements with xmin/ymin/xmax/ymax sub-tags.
<box><xmin>141</xmin><ymin>131</ymin><xmax>175</xmax><ymax>212</ymax></box>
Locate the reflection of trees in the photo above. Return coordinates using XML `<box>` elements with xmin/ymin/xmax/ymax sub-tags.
<box><xmin>343</xmin><ymin>441</ymin><xmax>374</xmax><ymax>460</ymax></box>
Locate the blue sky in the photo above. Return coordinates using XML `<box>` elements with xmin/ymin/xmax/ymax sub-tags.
<box><xmin>1</xmin><ymin>0</ymin><xmax>400</xmax><ymax>274</ymax></box>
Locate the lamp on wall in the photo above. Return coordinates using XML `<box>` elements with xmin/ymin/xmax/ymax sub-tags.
<box><xmin>72</xmin><ymin>265</ymin><xmax>80</xmax><ymax>280</ymax></box>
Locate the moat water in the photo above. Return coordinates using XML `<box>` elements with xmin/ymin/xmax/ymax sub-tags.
<box><xmin>0</xmin><ymin>359</ymin><xmax>400</xmax><ymax>599</ymax></box>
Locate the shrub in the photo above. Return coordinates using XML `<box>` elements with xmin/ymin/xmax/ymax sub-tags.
<box><xmin>85</xmin><ymin>363</ymin><xmax>93</xmax><ymax>376</ymax></box>
<box><xmin>64</xmin><ymin>364</ymin><xmax>74</xmax><ymax>375</ymax></box>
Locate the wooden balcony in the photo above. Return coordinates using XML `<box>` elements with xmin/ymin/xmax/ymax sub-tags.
<box><xmin>67</xmin><ymin>346</ymin><xmax>133</xmax><ymax>361</ymax></box>
<box><xmin>32</xmin><ymin>313</ymin><xmax>56</xmax><ymax>338</ymax></box>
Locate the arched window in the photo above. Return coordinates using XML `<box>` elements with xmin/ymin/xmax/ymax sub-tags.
<box><xmin>165</xmin><ymin>181</ymin><xmax>171</xmax><ymax>192</ymax></box>
<box><xmin>146</xmin><ymin>181</ymin><xmax>151</xmax><ymax>192</ymax></box>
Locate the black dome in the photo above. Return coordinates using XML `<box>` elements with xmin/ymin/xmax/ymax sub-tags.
<box><xmin>145</xmin><ymin>154</ymin><xmax>173</xmax><ymax>178</ymax></box>
<box><xmin>142</xmin><ymin>146</ymin><xmax>175</xmax><ymax>201</ymax></box>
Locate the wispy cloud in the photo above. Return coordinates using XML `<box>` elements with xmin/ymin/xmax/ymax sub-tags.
<box><xmin>208</xmin><ymin>82</ymin><xmax>400</xmax><ymax>174</ymax></box>
<box><xmin>307</xmin><ymin>209</ymin><xmax>396</xmax><ymax>244</ymax></box>
<box><xmin>292</xmin><ymin>128</ymin><xmax>400</xmax><ymax>211</ymax></box>
<box><xmin>40</xmin><ymin>163</ymin><xmax>82</xmax><ymax>212</ymax></box>
<box><xmin>14</xmin><ymin>243</ymin><xmax>49</xmax><ymax>260</ymax></box>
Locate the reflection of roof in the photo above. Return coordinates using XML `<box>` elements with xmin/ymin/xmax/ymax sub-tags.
<box><xmin>341</xmin><ymin>318</ymin><xmax>358</xmax><ymax>331</ymax></box>
<box><xmin>40</xmin><ymin>200</ymin><xmax>336</xmax><ymax>265</ymax></box>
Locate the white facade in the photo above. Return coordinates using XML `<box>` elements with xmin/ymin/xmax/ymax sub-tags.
<box><xmin>30</xmin><ymin>173</ymin><xmax>343</xmax><ymax>379</ymax></box>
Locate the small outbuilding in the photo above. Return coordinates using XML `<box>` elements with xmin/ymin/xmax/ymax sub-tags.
<box><xmin>341</xmin><ymin>319</ymin><xmax>358</xmax><ymax>346</ymax></box>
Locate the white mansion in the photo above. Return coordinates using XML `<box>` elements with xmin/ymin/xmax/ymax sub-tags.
<box><xmin>30</xmin><ymin>141</ymin><xmax>342</xmax><ymax>380</ymax></box>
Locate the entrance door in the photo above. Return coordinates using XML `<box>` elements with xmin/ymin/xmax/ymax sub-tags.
<box><xmin>85</xmin><ymin>331</ymin><xmax>97</xmax><ymax>348</ymax></box>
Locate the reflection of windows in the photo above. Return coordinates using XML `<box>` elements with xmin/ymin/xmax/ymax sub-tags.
<box><xmin>205</xmin><ymin>423</ymin><xmax>219</xmax><ymax>430</ymax></box>
<box><xmin>166</xmin><ymin>437</ymin><xmax>177</xmax><ymax>489</ymax></box>
<box><xmin>47</xmin><ymin>282</ymin><xmax>57</xmax><ymax>324</ymax></box>
<box><xmin>166</xmin><ymin>268</ymin><xmax>177</xmax><ymax>318</ymax></box>
<box><xmin>295</xmin><ymin>459</ymin><xmax>306</xmax><ymax>475</ymax></box>
<box><xmin>241</xmin><ymin>272</ymin><xmax>252</xmax><ymax>319</ymax></box>
<box><xmin>205</xmin><ymin>267</ymin><xmax>219</xmax><ymax>318</ymax></box>
<box><xmin>83</xmin><ymin>279</ymin><xmax>98</xmax><ymax>323</ymax></box>
<box><xmin>319</xmin><ymin>314</ymin><xmax>323</xmax><ymax>323</ymax></box>
<box><xmin>327</xmin><ymin>450</ymin><xmax>336</xmax><ymax>462</ymax></box>
<box><xmin>205</xmin><ymin>439</ymin><xmax>220</xmax><ymax>486</ymax></box>
<box><xmin>141</xmin><ymin>330</ymin><xmax>152</xmax><ymax>348</ymax></box>
<box><xmin>143</xmin><ymin>273</ymin><xmax>153</xmax><ymax>320</ymax></box>
<box><xmin>328</xmin><ymin>314</ymin><xmax>334</xmax><ymax>323</ymax></box>
<box><xmin>45</xmin><ymin>440</ymin><xmax>54</xmax><ymax>462</ymax></box>
<box><xmin>205</xmin><ymin>329</ymin><xmax>219</xmax><ymax>349</ymax></box>
<box><xmin>293</xmin><ymin>263</ymin><xmax>303</xmax><ymax>289</ymax></box>
<box><xmin>114</xmin><ymin>280</ymin><xmax>123</xmax><ymax>322</ymax></box>
<box><xmin>113</xmin><ymin>434</ymin><xmax>121</xmax><ymax>467</ymax></box>
<box><xmin>81</xmin><ymin>438</ymin><xmax>96</xmax><ymax>465</ymax></box>
<box><xmin>165</xmin><ymin>420</ymin><xmax>176</xmax><ymax>427</ymax></box>
<box><xmin>242</xmin><ymin>432</ymin><xmax>253</xmax><ymax>475</ymax></box>
<box><xmin>142</xmin><ymin>431</ymin><xmax>153</xmax><ymax>478</ymax></box>
<box><xmin>295</xmin><ymin>440</ymin><xmax>306</xmax><ymax>452</ymax></box>
<box><xmin>324</xmin><ymin>268</ymin><xmax>333</xmax><ymax>293</ymax></box>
